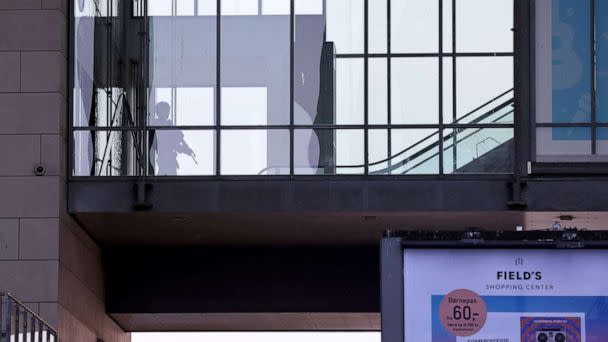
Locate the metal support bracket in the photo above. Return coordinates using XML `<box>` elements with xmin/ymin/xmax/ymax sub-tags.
<box><xmin>134</xmin><ymin>181</ymin><xmax>152</xmax><ymax>210</ymax></box>
<box><xmin>507</xmin><ymin>179</ymin><xmax>527</xmax><ymax>209</ymax></box>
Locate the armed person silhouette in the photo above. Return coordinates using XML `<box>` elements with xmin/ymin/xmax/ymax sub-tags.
<box><xmin>152</xmin><ymin>102</ymin><xmax>197</xmax><ymax>175</ymax></box>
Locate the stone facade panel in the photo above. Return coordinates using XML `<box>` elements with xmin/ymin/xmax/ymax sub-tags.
<box><xmin>21</xmin><ymin>51</ymin><xmax>66</xmax><ymax>93</ymax></box>
<box><xmin>0</xmin><ymin>177</ymin><xmax>60</xmax><ymax>217</ymax></box>
<box><xmin>0</xmin><ymin>219</ymin><xmax>19</xmax><ymax>260</ymax></box>
<box><xmin>0</xmin><ymin>260</ymin><xmax>58</xmax><ymax>302</ymax></box>
<box><xmin>0</xmin><ymin>52</ymin><xmax>20</xmax><ymax>92</ymax></box>
<box><xmin>0</xmin><ymin>93</ymin><xmax>62</xmax><ymax>135</ymax></box>
<box><xmin>20</xmin><ymin>218</ymin><xmax>59</xmax><ymax>260</ymax></box>
<box><xmin>0</xmin><ymin>135</ymin><xmax>40</xmax><ymax>176</ymax></box>
<box><xmin>0</xmin><ymin>11</ymin><xmax>64</xmax><ymax>51</ymax></box>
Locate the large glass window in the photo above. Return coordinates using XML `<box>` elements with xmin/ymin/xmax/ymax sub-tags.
<box><xmin>72</xmin><ymin>0</ymin><xmax>514</xmax><ymax>176</ymax></box>
<box><xmin>536</xmin><ymin>0</ymin><xmax>608</xmax><ymax>161</ymax></box>
<box><xmin>292</xmin><ymin>0</ymin><xmax>513</xmax><ymax>175</ymax></box>
<box><xmin>73</xmin><ymin>0</ymin><xmax>140</xmax><ymax>176</ymax></box>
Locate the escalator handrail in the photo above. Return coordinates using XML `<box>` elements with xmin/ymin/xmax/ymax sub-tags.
<box><xmin>394</xmin><ymin>109</ymin><xmax>515</xmax><ymax>175</ymax></box>
<box><xmin>255</xmin><ymin>90</ymin><xmax>515</xmax><ymax>175</ymax></box>
<box><xmin>340</xmin><ymin>92</ymin><xmax>514</xmax><ymax>169</ymax></box>
<box><xmin>453</xmin><ymin>88</ymin><xmax>513</xmax><ymax>125</ymax></box>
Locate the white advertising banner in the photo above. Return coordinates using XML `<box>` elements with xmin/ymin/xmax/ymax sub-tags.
<box><xmin>403</xmin><ymin>249</ymin><xmax>608</xmax><ymax>342</ymax></box>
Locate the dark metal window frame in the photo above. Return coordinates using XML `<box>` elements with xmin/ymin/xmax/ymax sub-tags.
<box><xmin>68</xmin><ymin>0</ymin><xmax>519</xmax><ymax>179</ymax></box>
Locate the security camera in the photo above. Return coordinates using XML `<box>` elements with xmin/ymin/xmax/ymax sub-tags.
<box><xmin>34</xmin><ymin>165</ymin><xmax>46</xmax><ymax>176</ymax></box>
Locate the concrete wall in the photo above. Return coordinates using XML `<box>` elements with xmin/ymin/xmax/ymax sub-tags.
<box><xmin>0</xmin><ymin>0</ymin><xmax>130</xmax><ymax>340</ymax></box>
<box><xmin>58</xmin><ymin>214</ymin><xmax>131</xmax><ymax>342</ymax></box>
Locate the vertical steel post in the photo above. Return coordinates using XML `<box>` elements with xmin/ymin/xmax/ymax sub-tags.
<box><xmin>5</xmin><ymin>298</ymin><xmax>11</xmax><ymax>342</ymax></box>
<box><xmin>30</xmin><ymin>314</ymin><xmax>35</xmax><ymax>342</ymax></box>
<box><xmin>381</xmin><ymin>236</ymin><xmax>404</xmax><ymax>342</ymax></box>
<box><xmin>14</xmin><ymin>306</ymin><xmax>19</xmax><ymax>342</ymax></box>
<box><xmin>38</xmin><ymin>321</ymin><xmax>42</xmax><ymax>342</ymax></box>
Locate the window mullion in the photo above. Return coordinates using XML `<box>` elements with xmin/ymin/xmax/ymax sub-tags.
<box><xmin>438</xmin><ymin>0</ymin><xmax>444</xmax><ymax>175</ymax></box>
<box><xmin>591</xmin><ymin>0</ymin><xmax>597</xmax><ymax>155</ymax></box>
<box><xmin>364</xmin><ymin>0</ymin><xmax>369</xmax><ymax>175</ymax></box>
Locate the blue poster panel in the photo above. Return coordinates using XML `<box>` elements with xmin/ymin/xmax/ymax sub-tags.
<box><xmin>552</xmin><ymin>0</ymin><xmax>591</xmax><ymax>139</ymax></box>
<box><xmin>596</xmin><ymin>0</ymin><xmax>608</xmax><ymax>123</ymax></box>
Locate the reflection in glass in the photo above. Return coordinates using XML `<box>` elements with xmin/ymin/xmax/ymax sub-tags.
<box><xmin>92</xmin><ymin>0</ymin><xmax>120</xmax><ymax>16</ymax></box>
<box><xmin>72</xmin><ymin>0</ymin><xmax>517</xmax><ymax>176</ymax></box>
<box><xmin>369</xmin><ymin>58</ymin><xmax>388</xmax><ymax>124</ymax></box>
<box><xmin>294</xmin><ymin>129</ymin><xmax>332</xmax><ymax>175</ymax></box>
<box><xmin>456</xmin><ymin>0</ymin><xmax>513</xmax><ymax>52</ymax></box>
<box><xmin>336</xmin><ymin>130</ymin><xmax>365</xmax><ymax>174</ymax></box>
<box><xmin>222</xmin><ymin>87</ymin><xmax>267</xmax><ymax>125</ymax></box>
<box><xmin>597</xmin><ymin>128</ymin><xmax>608</xmax><ymax>154</ymax></box>
<box><xmin>262</xmin><ymin>0</ymin><xmax>290</xmax><ymax>15</ymax></box>
<box><xmin>369</xmin><ymin>0</ymin><xmax>387</xmax><ymax>53</ymax></box>
<box><xmin>221</xmin><ymin>6</ymin><xmax>289</xmax><ymax>125</ymax></box>
<box><xmin>469</xmin><ymin>92</ymin><xmax>515</xmax><ymax>125</ymax></box>
<box><xmin>198</xmin><ymin>0</ymin><xmax>217</xmax><ymax>15</ymax></box>
<box><xmin>73</xmin><ymin>0</ymin><xmax>135</xmax><ymax>127</ymax></box>
<box><xmin>294</xmin><ymin>4</ymin><xmax>332</xmax><ymax>125</ymax></box>
<box><xmin>149</xmin><ymin>130</ymin><xmax>214</xmax><ymax>175</ymax></box>
<box><xmin>536</xmin><ymin>127</ymin><xmax>592</xmax><ymax>157</ymax></box>
<box><xmin>222</xmin><ymin>0</ymin><xmax>258</xmax><ymax>15</ymax></box>
<box><xmin>443</xmin><ymin>128</ymin><xmax>513</xmax><ymax>174</ymax></box>
<box><xmin>221</xmin><ymin>130</ymin><xmax>290</xmax><ymax>175</ymax></box>
<box><xmin>551</xmin><ymin>0</ymin><xmax>591</xmax><ymax>123</ymax></box>
<box><xmin>73</xmin><ymin>130</ymin><xmax>138</xmax><ymax>176</ymax></box>
<box><xmin>294</xmin><ymin>129</ymin><xmax>364</xmax><ymax>175</ymax></box>
<box><xmin>326</xmin><ymin>0</ymin><xmax>364</xmax><ymax>54</ymax></box>
<box><xmin>443</xmin><ymin>58</ymin><xmax>453</xmax><ymax>120</ymax></box>
<box><xmin>148</xmin><ymin>0</ymin><xmax>172</xmax><ymax>16</ymax></box>
<box><xmin>456</xmin><ymin>57</ymin><xmax>513</xmax><ymax>122</ymax></box>
<box><xmin>139</xmin><ymin>0</ymin><xmax>217</xmax><ymax>16</ymax></box>
<box><xmin>368</xmin><ymin>129</ymin><xmax>389</xmax><ymax>173</ymax></box>
<box><xmin>295</xmin><ymin>0</ymin><xmax>323</xmax><ymax>15</ymax></box>
<box><xmin>391</xmin><ymin>129</ymin><xmax>439</xmax><ymax>174</ymax></box>
<box><xmin>91</xmin><ymin>88</ymin><xmax>129</xmax><ymax>127</ymax></box>
<box><xmin>597</xmin><ymin>0</ymin><xmax>608</xmax><ymax>122</ymax></box>
<box><xmin>537</xmin><ymin>0</ymin><xmax>605</xmax><ymax>160</ymax></box>
<box><xmin>148</xmin><ymin>1</ymin><xmax>216</xmax><ymax>124</ymax></box>
<box><xmin>391</xmin><ymin>0</ymin><xmax>438</xmax><ymax>53</ymax></box>
<box><xmin>442</xmin><ymin>0</ymin><xmax>453</xmax><ymax>52</ymax></box>
<box><xmin>176</xmin><ymin>0</ymin><xmax>195</xmax><ymax>16</ymax></box>
<box><xmin>369</xmin><ymin>129</ymin><xmax>439</xmax><ymax>175</ymax></box>
<box><xmin>336</xmin><ymin>59</ymin><xmax>364</xmax><ymax>124</ymax></box>
<box><xmin>391</xmin><ymin>58</ymin><xmax>438</xmax><ymax>124</ymax></box>
<box><xmin>149</xmin><ymin>88</ymin><xmax>214</xmax><ymax>126</ymax></box>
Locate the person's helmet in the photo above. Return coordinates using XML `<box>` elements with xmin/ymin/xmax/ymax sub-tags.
<box><xmin>156</xmin><ymin>102</ymin><xmax>171</xmax><ymax>119</ymax></box>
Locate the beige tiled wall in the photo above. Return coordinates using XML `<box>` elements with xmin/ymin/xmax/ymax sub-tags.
<box><xmin>0</xmin><ymin>0</ymin><xmax>129</xmax><ymax>340</ymax></box>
